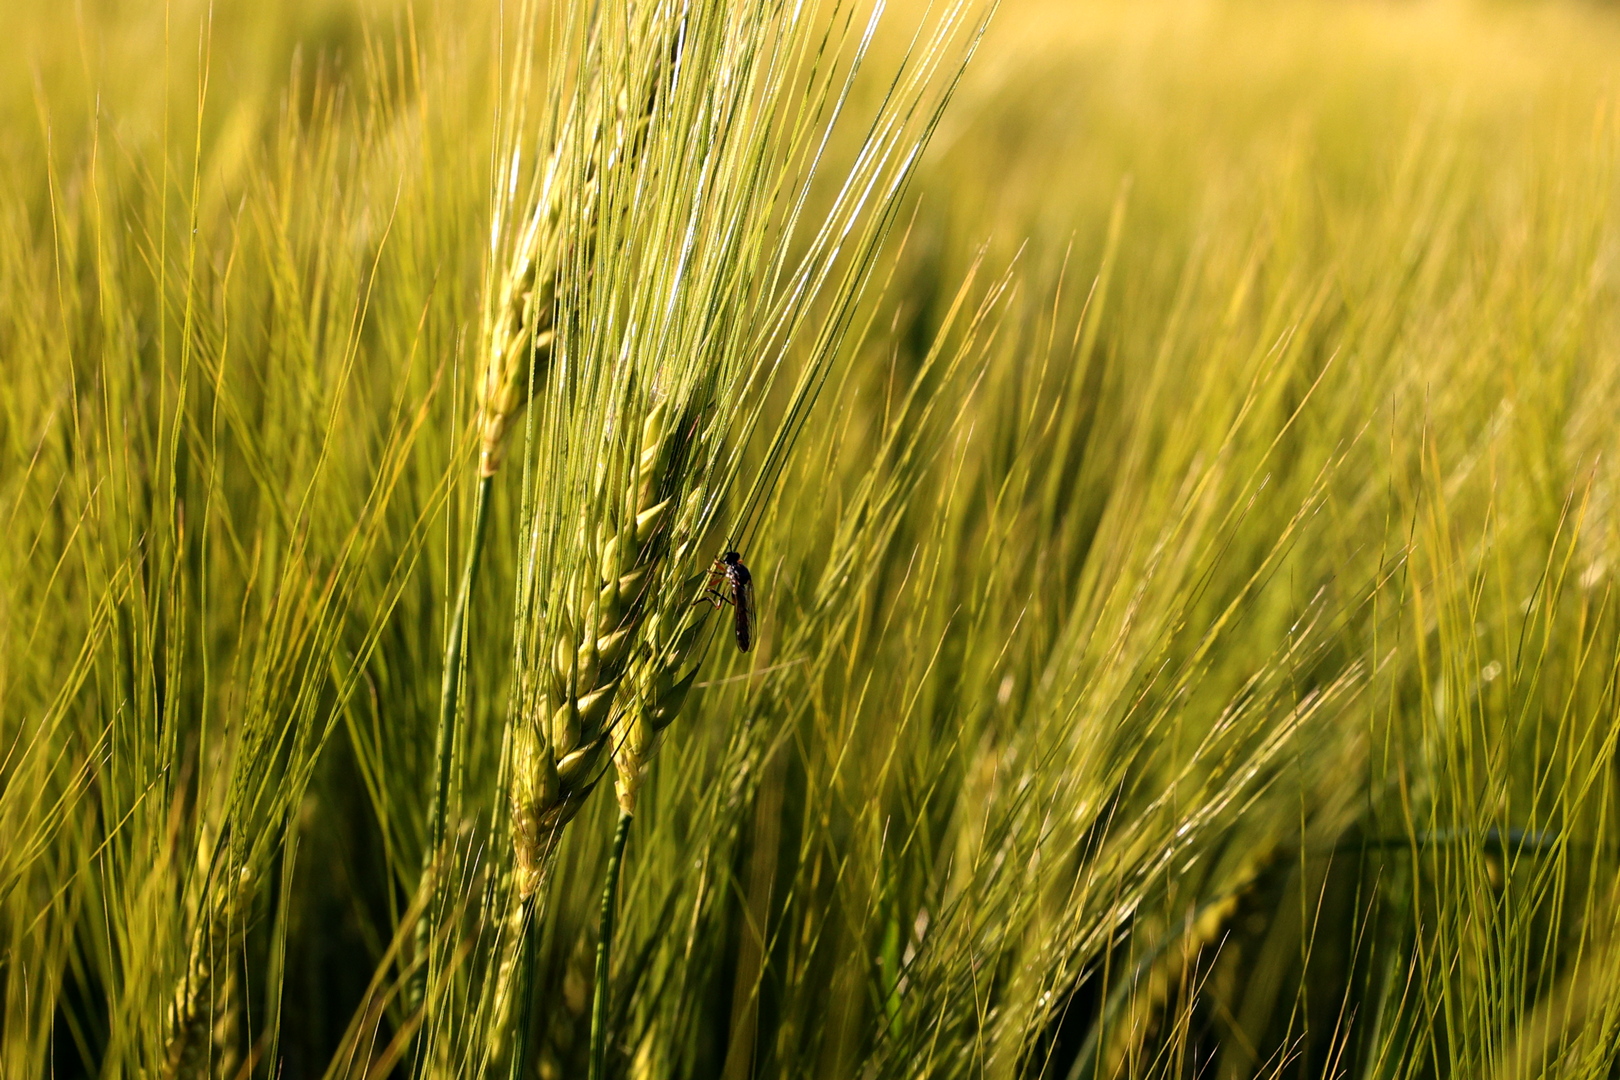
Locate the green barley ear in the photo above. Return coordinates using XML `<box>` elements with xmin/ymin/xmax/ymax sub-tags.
<box><xmin>477</xmin><ymin>8</ymin><xmax>671</xmax><ymax>478</ymax></box>
<box><xmin>160</xmin><ymin>838</ymin><xmax>253</xmax><ymax>1080</ymax></box>
<box><xmin>471</xmin><ymin>15</ymin><xmax>686</xmax><ymax>1067</ymax></box>
<box><xmin>502</xmin><ymin>0</ymin><xmax>985</xmax><ymax>845</ymax></box>
<box><xmin>494</xmin><ymin>391</ymin><xmax>695</xmax><ymax>1071</ymax></box>
<box><xmin>507</xmin><ymin>721</ymin><xmax>561</xmax><ymax>901</ymax></box>
<box><xmin>611</xmin><ymin>487</ymin><xmax>707</xmax><ymax>815</ymax></box>
<box><xmin>479</xmin><ymin>216</ymin><xmax>559</xmax><ymax>478</ymax></box>
<box><xmin>509</xmin><ymin>395</ymin><xmax>689</xmax><ymax>877</ymax></box>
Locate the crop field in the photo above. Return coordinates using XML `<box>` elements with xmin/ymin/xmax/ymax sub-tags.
<box><xmin>5</xmin><ymin>0</ymin><xmax>1620</xmax><ymax>1077</ymax></box>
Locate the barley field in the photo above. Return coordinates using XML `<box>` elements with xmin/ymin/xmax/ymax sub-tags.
<box><xmin>5</xmin><ymin>0</ymin><xmax>1620</xmax><ymax>1077</ymax></box>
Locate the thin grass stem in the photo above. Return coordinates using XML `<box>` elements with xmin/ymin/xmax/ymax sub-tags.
<box><xmin>590</xmin><ymin>808</ymin><xmax>634</xmax><ymax>1080</ymax></box>
<box><xmin>413</xmin><ymin>471</ymin><xmax>495</xmax><ymax>1014</ymax></box>
<box><xmin>505</xmin><ymin>893</ymin><xmax>542</xmax><ymax>1080</ymax></box>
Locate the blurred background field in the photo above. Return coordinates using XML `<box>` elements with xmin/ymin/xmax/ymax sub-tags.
<box><xmin>6</xmin><ymin>0</ymin><xmax>1620</xmax><ymax>1077</ymax></box>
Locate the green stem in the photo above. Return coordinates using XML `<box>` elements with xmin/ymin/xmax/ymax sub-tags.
<box><xmin>411</xmin><ymin>472</ymin><xmax>494</xmax><ymax>1014</ymax></box>
<box><xmin>505</xmin><ymin>894</ymin><xmax>541</xmax><ymax>1080</ymax></box>
<box><xmin>589</xmin><ymin>809</ymin><xmax>634</xmax><ymax>1080</ymax></box>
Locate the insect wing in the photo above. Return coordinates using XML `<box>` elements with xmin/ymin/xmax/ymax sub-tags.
<box><xmin>731</xmin><ymin>575</ymin><xmax>754</xmax><ymax>652</ymax></box>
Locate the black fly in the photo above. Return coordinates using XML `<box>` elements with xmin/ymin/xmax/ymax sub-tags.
<box><xmin>702</xmin><ymin>550</ymin><xmax>754</xmax><ymax>652</ymax></box>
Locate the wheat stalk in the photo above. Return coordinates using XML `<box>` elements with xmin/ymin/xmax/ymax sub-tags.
<box><xmin>492</xmin><ymin>394</ymin><xmax>707</xmax><ymax>1076</ymax></box>
<box><xmin>416</xmin><ymin>6</ymin><xmax>679</xmax><ymax>1041</ymax></box>
<box><xmin>484</xmin><ymin>1</ymin><xmax>986</xmax><ymax>1070</ymax></box>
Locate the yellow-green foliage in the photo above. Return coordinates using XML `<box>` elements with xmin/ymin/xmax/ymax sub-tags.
<box><xmin>5</xmin><ymin>1</ymin><xmax>1620</xmax><ymax>1078</ymax></box>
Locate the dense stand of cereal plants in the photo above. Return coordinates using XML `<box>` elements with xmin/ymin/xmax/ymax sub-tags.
<box><xmin>6</xmin><ymin>0</ymin><xmax>1620</xmax><ymax>1078</ymax></box>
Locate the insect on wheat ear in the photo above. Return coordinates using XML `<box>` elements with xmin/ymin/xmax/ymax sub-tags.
<box><xmin>698</xmin><ymin>549</ymin><xmax>754</xmax><ymax>652</ymax></box>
